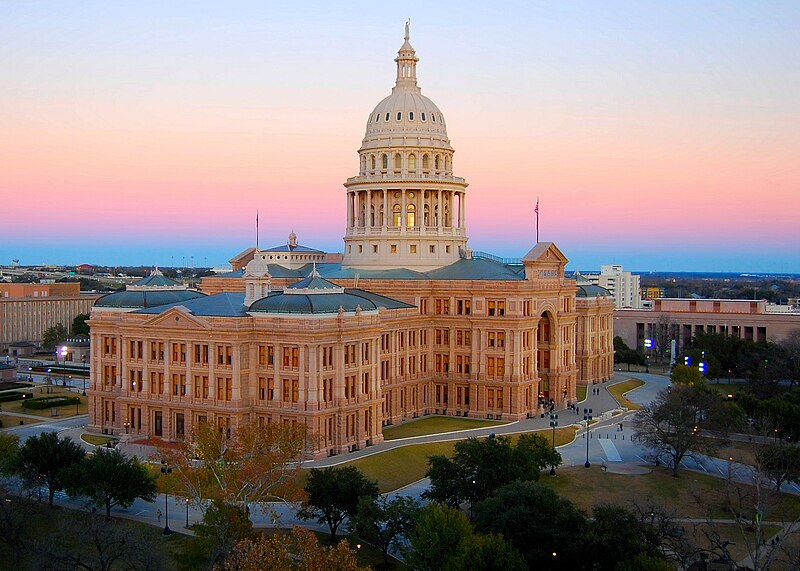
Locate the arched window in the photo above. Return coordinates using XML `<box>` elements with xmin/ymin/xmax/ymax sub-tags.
<box><xmin>394</xmin><ymin>153</ymin><xmax>402</xmax><ymax>169</ymax></box>
<box><xmin>375</xmin><ymin>114</ymin><xmax>380</xmax><ymax>123</ymax></box>
<box><xmin>409</xmin><ymin>111</ymin><xmax>414</xmax><ymax>120</ymax></box>
<box><xmin>371</xmin><ymin>155</ymin><xmax>376</xmax><ymax>170</ymax></box>
<box><xmin>396</xmin><ymin>112</ymin><xmax>402</xmax><ymax>120</ymax></box>
<box><xmin>434</xmin><ymin>155</ymin><xmax>440</xmax><ymax>170</ymax></box>
<box><xmin>360</xmin><ymin>155</ymin><xmax>366</xmax><ymax>172</ymax></box>
<box><xmin>422</xmin><ymin>154</ymin><xmax>429</xmax><ymax>170</ymax></box>
<box><xmin>445</xmin><ymin>155</ymin><xmax>451</xmax><ymax>172</ymax></box>
<box><xmin>385</xmin><ymin>113</ymin><xmax>390</xmax><ymax>121</ymax></box>
<box><xmin>382</xmin><ymin>154</ymin><xmax>388</xmax><ymax>169</ymax></box>
<box><xmin>370</xmin><ymin>205</ymin><xmax>375</xmax><ymax>227</ymax></box>
<box><xmin>408</xmin><ymin>154</ymin><xmax>416</xmax><ymax>172</ymax></box>
<box><xmin>379</xmin><ymin>204</ymin><xmax>384</xmax><ymax>226</ymax></box>
<box><xmin>407</xmin><ymin>203</ymin><xmax>415</xmax><ymax>227</ymax></box>
<box><xmin>392</xmin><ymin>204</ymin><xmax>402</xmax><ymax>227</ymax></box>
<box><xmin>424</xmin><ymin>204</ymin><xmax>430</xmax><ymax>226</ymax></box>
<box><xmin>421</xmin><ymin>112</ymin><xmax>426</xmax><ymax>121</ymax></box>
<box><xmin>432</xmin><ymin>114</ymin><xmax>436</xmax><ymax>122</ymax></box>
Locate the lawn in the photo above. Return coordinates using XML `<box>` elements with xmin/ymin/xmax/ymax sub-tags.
<box><xmin>541</xmin><ymin>465</ymin><xmax>800</xmax><ymax>521</ymax></box>
<box><xmin>335</xmin><ymin>426</ymin><xmax>579</xmax><ymax>493</ymax></box>
<box><xmin>0</xmin><ymin>387</ymin><xmax>88</xmax><ymax>418</ymax></box>
<box><xmin>383</xmin><ymin>416</ymin><xmax>509</xmax><ymax>440</ymax></box>
<box><xmin>608</xmin><ymin>379</ymin><xmax>645</xmax><ymax>410</ymax></box>
<box><xmin>81</xmin><ymin>433</ymin><xmax>118</xmax><ymax>446</ymax></box>
<box><xmin>577</xmin><ymin>385</ymin><xmax>587</xmax><ymax>402</ymax></box>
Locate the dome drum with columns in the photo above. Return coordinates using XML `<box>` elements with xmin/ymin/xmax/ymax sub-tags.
<box><xmin>342</xmin><ymin>24</ymin><xmax>468</xmax><ymax>271</ymax></box>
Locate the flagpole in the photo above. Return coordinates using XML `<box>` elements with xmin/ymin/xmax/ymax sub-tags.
<box><xmin>535</xmin><ymin>198</ymin><xmax>539</xmax><ymax>243</ymax></box>
<box><xmin>256</xmin><ymin>211</ymin><xmax>259</xmax><ymax>251</ymax></box>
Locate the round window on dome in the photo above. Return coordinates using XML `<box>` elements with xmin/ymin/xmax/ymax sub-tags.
<box><xmin>396</xmin><ymin>112</ymin><xmax>402</xmax><ymax>120</ymax></box>
<box><xmin>409</xmin><ymin>112</ymin><xmax>414</xmax><ymax>120</ymax></box>
<box><xmin>421</xmin><ymin>112</ymin><xmax>426</xmax><ymax>121</ymax></box>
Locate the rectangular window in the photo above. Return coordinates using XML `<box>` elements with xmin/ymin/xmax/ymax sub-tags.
<box><xmin>193</xmin><ymin>344</ymin><xmax>209</xmax><ymax>365</ymax></box>
<box><xmin>456</xmin><ymin>299</ymin><xmax>471</xmax><ymax>315</ymax></box>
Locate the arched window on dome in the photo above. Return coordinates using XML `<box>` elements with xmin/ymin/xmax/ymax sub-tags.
<box><xmin>422</xmin><ymin>154</ymin><xmax>429</xmax><ymax>171</ymax></box>
<box><xmin>424</xmin><ymin>204</ymin><xmax>430</xmax><ymax>226</ymax></box>
<box><xmin>434</xmin><ymin>155</ymin><xmax>440</xmax><ymax>170</ymax></box>
<box><xmin>432</xmin><ymin>114</ymin><xmax>436</xmax><ymax>122</ymax></box>
<box><xmin>409</xmin><ymin>112</ymin><xmax>414</xmax><ymax>121</ymax></box>
<box><xmin>445</xmin><ymin>155</ymin><xmax>451</xmax><ymax>173</ymax></box>
<box><xmin>408</xmin><ymin>154</ymin><xmax>416</xmax><ymax>172</ymax></box>
<box><xmin>421</xmin><ymin>112</ymin><xmax>427</xmax><ymax>121</ymax></box>
<box><xmin>375</xmin><ymin>114</ymin><xmax>380</xmax><ymax>123</ymax></box>
<box><xmin>385</xmin><ymin>113</ymin><xmax>390</xmax><ymax>121</ymax></box>
<box><xmin>394</xmin><ymin>153</ymin><xmax>402</xmax><ymax>170</ymax></box>
<box><xmin>407</xmin><ymin>203</ymin><xmax>416</xmax><ymax>228</ymax></box>
<box><xmin>396</xmin><ymin>112</ymin><xmax>402</xmax><ymax>121</ymax></box>
<box><xmin>392</xmin><ymin>204</ymin><xmax>401</xmax><ymax>227</ymax></box>
<box><xmin>371</xmin><ymin>155</ymin><xmax>376</xmax><ymax>170</ymax></box>
<box><xmin>360</xmin><ymin>155</ymin><xmax>366</xmax><ymax>173</ymax></box>
<box><xmin>382</xmin><ymin>154</ymin><xmax>388</xmax><ymax>169</ymax></box>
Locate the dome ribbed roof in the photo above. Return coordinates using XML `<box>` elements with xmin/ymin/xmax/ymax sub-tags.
<box><xmin>361</xmin><ymin>26</ymin><xmax>450</xmax><ymax>148</ymax></box>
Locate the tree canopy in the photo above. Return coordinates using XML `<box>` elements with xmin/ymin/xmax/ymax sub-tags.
<box><xmin>17</xmin><ymin>432</ymin><xmax>85</xmax><ymax>507</ymax></box>
<box><xmin>42</xmin><ymin>323</ymin><xmax>68</xmax><ymax>352</ymax></box>
<box><xmin>298</xmin><ymin>466</ymin><xmax>379</xmax><ymax>541</ymax></box>
<box><xmin>424</xmin><ymin>434</ymin><xmax>560</xmax><ymax>507</ymax></box>
<box><xmin>66</xmin><ymin>448</ymin><xmax>157</xmax><ymax>519</ymax></box>
<box><xmin>353</xmin><ymin>495</ymin><xmax>419</xmax><ymax>566</ymax></box>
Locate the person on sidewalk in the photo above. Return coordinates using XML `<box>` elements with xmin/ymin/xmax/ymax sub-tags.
<box><xmin>157</xmin><ymin>509</ymin><xmax>162</xmax><ymax>523</ymax></box>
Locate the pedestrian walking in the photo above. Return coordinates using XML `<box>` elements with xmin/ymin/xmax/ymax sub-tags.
<box><xmin>157</xmin><ymin>509</ymin><xmax>162</xmax><ymax>523</ymax></box>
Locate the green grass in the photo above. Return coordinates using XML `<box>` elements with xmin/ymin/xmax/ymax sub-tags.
<box><xmin>0</xmin><ymin>387</ymin><xmax>87</xmax><ymax>417</ymax></box>
<box><xmin>608</xmin><ymin>379</ymin><xmax>646</xmax><ymax>410</ymax></box>
<box><xmin>383</xmin><ymin>416</ymin><xmax>508</xmax><ymax>440</ymax></box>
<box><xmin>577</xmin><ymin>385</ymin><xmax>588</xmax><ymax>402</ymax></box>
<box><xmin>335</xmin><ymin>426</ymin><xmax>579</xmax><ymax>493</ymax></box>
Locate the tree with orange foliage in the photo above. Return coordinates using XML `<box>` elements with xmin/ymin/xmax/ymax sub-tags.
<box><xmin>223</xmin><ymin>527</ymin><xmax>368</xmax><ymax>571</ymax></box>
<box><xmin>158</xmin><ymin>420</ymin><xmax>309</xmax><ymax>509</ymax></box>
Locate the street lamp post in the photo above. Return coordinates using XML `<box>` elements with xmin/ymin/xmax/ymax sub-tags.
<box><xmin>123</xmin><ymin>418</ymin><xmax>130</xmax><ymax>434</ymax></box>
<box><xmin>59</xmin><ymin>346</ymin><xmax>68</xmax><ymax>386</ymax></box>
<box><xmin>185</xmin><ymin>498</ymin><xmax>190</xmax><ymax>528</ymax></box>
<box><xmin>81</xmin><ymin>354</ymin><xmax>87</xmax><ymax>396</ymax></box>
<box><xmin>549</xmin><ymin>413</ymin><xmax>559</xmax><ymax>475</ymax></box>
<box><xmin>583</xmin><ymin>408</ymin><xmax>593</xmax><ymax>468</ymax></box>
<box><xmin>160</xmin><ymin>462</ymin><xmax>172</xmax><ymax>535</ymax></box>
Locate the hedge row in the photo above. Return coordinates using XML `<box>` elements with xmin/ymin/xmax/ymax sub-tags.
<box><xmin>0</xmin><ymin>391</ymin><xmax>34</xmax><ymax>403</ymax></box>
<box><xmin>22</xmin><ymin>396</ymin><xmax>81</xmax><ymax>410</ymax></box>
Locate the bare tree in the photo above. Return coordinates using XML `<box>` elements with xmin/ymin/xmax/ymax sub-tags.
<box><xmin>32</xmin><ymin>511</ymin><xmax>164</xmax><ymax>571</ymax></box>
<box><xmin>633</xmin><ymin>385</ymin><xmax>728</xmax><ymax>477</ymax></box>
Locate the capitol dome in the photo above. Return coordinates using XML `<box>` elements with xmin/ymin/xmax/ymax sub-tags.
<box><xmin>359</xmin><ymin>22</ymin><xmax>452</xmax><ymax>154</ymax></box>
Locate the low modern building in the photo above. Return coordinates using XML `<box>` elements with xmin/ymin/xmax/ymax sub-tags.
<box><xmin>614</xmin><ymin>298</ymin><xmax>800</xmax><ymax>351</ymax></box>
<box><xmin>0</xmin><ymin>282</ymin><xmax>103</xmax><ymax>352</ymax></box>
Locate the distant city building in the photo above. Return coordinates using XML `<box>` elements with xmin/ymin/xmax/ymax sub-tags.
<box><xmin>0</xmin><ymin>282</ymin><xmax>102</xmax><ymax>352</ymax></box>
<box><xmin>614</xmin><ymin>298</ymin><xmax>800</xmax><ymax>352</ymax></box>
<box><xmin>87</xmin><ymin>27</ymin><xmax>615</xmax><ymax>457</ymax></box>
<box><xmin>576</xmin><ymin>265</ymin><xmax>641</xmax><ymax>309</ymax></box>
<box><xmin>640</xmin><ymin>286</ymin><xmax>665</xmax><ymax>300</ymax></box>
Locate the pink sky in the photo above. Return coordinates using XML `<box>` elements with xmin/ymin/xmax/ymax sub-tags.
<box><xmin>2</xmin><ymin>2</ymin><xmax>799</xmax><ymax>272</ymax></box>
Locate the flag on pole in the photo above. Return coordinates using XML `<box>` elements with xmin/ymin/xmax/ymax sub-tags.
<box><xmin>535</xmin><ymin>198</ymin><xmax>539</xmax><ymax>243</ymax></box>
<box><xmin>256</xmin><ymin>210</ymin><xmax>259</xmax><ymax>250</ymax></box>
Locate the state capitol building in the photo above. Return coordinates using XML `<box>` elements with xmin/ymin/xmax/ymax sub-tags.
<box><xmin>87</xmin><ymin>28</ymin><xmax>614</xmax><ymax>458</ymax></box>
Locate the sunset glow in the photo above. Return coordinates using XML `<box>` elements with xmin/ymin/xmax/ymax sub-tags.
<box><xmin>2</xmin><ymin>1</ymin><xmax>798</xmax><ymax>271</ymax></box>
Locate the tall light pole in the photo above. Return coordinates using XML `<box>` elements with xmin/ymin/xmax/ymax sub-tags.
<box><xmin>160</xmin><ymin>462</ymin><xmax>172</xmax><ymax>535</ymax></box>
<box><xmin>59</xmin><ymin>346</ymin><xmax>68</xmax><ymax>386</ymax></box>
<box><xmin>583</xmin><ymin>408</ymin><xmax>593</xmax><ymax>468</ymax></box>
<box><xmin>81</xmin><ymin>354</ymin><xmax>87</xmax><ymax>396</ymax></box>
<box><xmin>549</xmin><ymin>412</ymin><xmax>559</xmax><ymax>476</ymax></box>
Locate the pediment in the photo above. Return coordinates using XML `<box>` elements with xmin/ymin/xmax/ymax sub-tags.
<box><xmin>141</xmin><ymin>306</ymin><xmax>211</xmax><ymax>330</ymax></box>
<box><xmin>521</xmin><ymin>242</ymin><xmax>569</xmax><ymax>264</ymax></box>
